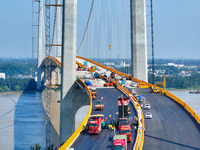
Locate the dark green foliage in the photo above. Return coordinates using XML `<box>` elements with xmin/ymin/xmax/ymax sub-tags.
<box><xmin>148</xmin><ymin>74</ymin><xmax>200</xmax><ymax>90</ymax></box>
<box><xmin>30</xmin><ymin>143</ymin><xmax>41</xmax><ymax>150</ymax></box>
<box><xmin>0</xmin><ymin>78</ymin><xmax>36</xmax><ymax>92</ymax></box>
<box><xmin>0</xmin><ymin>58</ymin><xmax>37</xmax><ymax>77</ymax></box>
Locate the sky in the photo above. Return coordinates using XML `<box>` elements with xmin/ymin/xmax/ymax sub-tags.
<box><xmin>0</xmin><ymin>0</ymin><xmax>200</xmax><ymax>59</ymax></box>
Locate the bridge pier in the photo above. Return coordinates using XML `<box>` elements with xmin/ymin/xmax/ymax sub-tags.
<box><xmin>37</xmin><ymin>0</ymin><xmax>44</xmax><ymax>89</ymax></box>
<box><xmin>60</xmin><ymin>83</ymin><xmax>90</xmax><ymax>145</ymax></box>
<box><xmin>60</xmin><ymin>0</ymin><xmax>89</xmax><ymax>145</ymax></box>
<box><xmin>130</xmin><ymin>0</ymin><xmax>148</xmax><ymax>82</ymax></box>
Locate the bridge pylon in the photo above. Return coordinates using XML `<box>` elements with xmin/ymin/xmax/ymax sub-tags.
<box><xmin>59</xmin><ymin>0</ymin><xmax>90</xmax><ymax>145</ymax></box>
<box><xmin>130</xmin><ymin>0</ymin><xmax>148</xmax><ymax>82</ymax></box>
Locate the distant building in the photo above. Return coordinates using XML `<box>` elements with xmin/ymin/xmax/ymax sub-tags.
<box><xmin>0</xmin><ymin>73</ymin><xmax>5</xmax><ymax>79</ymax></box>
<box><xmin>103</xmin><ymin>62</ymin><xmax>115</xmax><ymax>66</ymax></box>
<box><xmin>116</xmin><ymin>61</ymin><xmax>130</xmax><ymax>68</ymax></box>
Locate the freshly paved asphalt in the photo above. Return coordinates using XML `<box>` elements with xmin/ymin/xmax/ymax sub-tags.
<box><xmin>135</xmin><ymin>88</ymin><xmax>200</xmax><ymax>150</ymax></box>
<box><xmin>71</xmin><ymin>88</ymin><xmax>137</xmax><ymax>150</ymax></box>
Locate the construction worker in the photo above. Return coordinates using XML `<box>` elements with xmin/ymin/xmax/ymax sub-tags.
<box><xmin>109</xmin><ymin>115</ymin><xmax>112</xmax><ymax>124</ymax></box>
<box><xmin>134</xmin><ymin>126</ymin><xmax>137</xmax><ymax>133</ymax></box>
<box><xmin>82</xmin><ymin>125</ymin><xmax>86</xmax><ymax>133</ymax></box>
<box><xmin>162</xmin><ymin>90</ymin><xmax>164</xmax><ymax>95</ymax></box>
<box><xmin>136</xmin><ymin>117</ymin><xmax>138</xmax><ymax>122</ymax></box>
<box><xmin>112</xmin><ymin>118</ymin><xmax>115</xmax><ymax>128</ymax></box>
<box><xmin>101</xmin><ymin>119</ymin><xmax>106</xmax><ymax>129</ymax></box>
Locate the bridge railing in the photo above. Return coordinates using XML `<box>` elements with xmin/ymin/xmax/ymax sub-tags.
<box><xmin>44</xmin><ymin>56</ymin><xmax>61</xmax><ymax>67</ymax></box>
<box><xmin>163</xmin><ymin>90</ymin><xmax>200</xmax><ymax>124</ymax></box>
<box><xmin>59</xmin><ymin>78</ymin><xmax>92</xmax><ymax>150</ymax></box>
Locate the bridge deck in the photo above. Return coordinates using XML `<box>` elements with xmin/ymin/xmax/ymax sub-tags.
<box><xmin>135</xmin><ymin>88</ymin><xmax>200</xmax><ymax>150</ymax></box>
<box><xmin>71</xmin><ymin>88</ymin><xmax>137</xmax><ymax>150</ymax></box>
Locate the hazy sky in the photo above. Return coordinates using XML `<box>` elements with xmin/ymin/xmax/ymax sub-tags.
<box><xmin>0</xmin><ymin>0</ymin><xmax>200</xmax><ymax>59</ymax></box>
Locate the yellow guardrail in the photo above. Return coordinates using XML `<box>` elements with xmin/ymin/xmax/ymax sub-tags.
<box><xmin>77</xmin><ymin>56</ymin><xmax>142</xmax><ymax>83</ymax></box>
<box><xmin>163</xmin><ymin>90</ymin><xmax>200</xmax><ymax>124</ymax></box>
<box><xmin>59</xmin><ymin>78</ymin><xmax>92</xmax><ymax>150</ymax></box>
<box><xmin>44</xmin><ymin>56</ymin><xmax>61</xmax><ymax>68</ymax></box>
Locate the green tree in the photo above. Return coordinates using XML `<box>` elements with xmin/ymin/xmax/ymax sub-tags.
<box><xmin>0</xmin><ymin>87</ymin><xmax>4</xmax><ymax>92</ymax></box>
<box><xmin>14</xmin><ymin>85</ymin><xmax>20</xmax><ymax>91</ymax></box>
<box><xmin>3</xmin><ymin>86</ymin><xmax>9</xmax><ymax>92</ymax></box>
<box><xmin>30</xmin><ymin>143</ymin><xmax>41</xmax><ymax>150</ymax></box>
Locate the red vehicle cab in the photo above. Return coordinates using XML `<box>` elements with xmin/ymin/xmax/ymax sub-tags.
<box><xmin>88</xmin><ymin>114</ymin><xmax>104</xmax><ymax>134</ymax></box>
<box><xmin>112</xmin><ymin>135</ymin><xmax>127</xmax><ymax>150</ymax></box>
<box><xmin>119</xmin><ymin>125</ymin><xmax>132</xmax><ymax>142</ymax></box>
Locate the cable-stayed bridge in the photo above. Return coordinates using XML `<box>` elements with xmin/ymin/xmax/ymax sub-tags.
<box><xmin>32</xmin><ymin>0</ymin><xmax>200</xmax><ymax>149</ymax></box>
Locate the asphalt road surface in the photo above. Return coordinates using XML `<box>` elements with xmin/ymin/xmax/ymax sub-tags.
<box><xmin>71</xmin><ymin>88</ymin><xmax>137</xmax><ymax>150</ymax></box>
<box><xmin>135</xmin><ymin>88</ymin><xmax>200</xmax><ymax>150</ymax></box>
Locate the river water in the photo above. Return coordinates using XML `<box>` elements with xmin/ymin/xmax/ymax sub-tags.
<box><xmin>0</xmin><ymin>90</ymin><xmax>199</xmax><ymax>150</ymax></box>
<box><xmin>168</xmin><ymin>90</ymin><xmax>200</xmax><ymax>117</ymax></box>
<box><xmin>0</xmin><ymin>92</ymin><xmax>46</xmax><ymax>150</ymax></box>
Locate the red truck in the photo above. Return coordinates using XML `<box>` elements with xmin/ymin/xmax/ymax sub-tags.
<box><xmin>117</xmin><ymin>97</ymin><xmax>132</xmax><ymax>142</ymax></box>
<box><xmin>119</xmin><ymin>124</ymin><xmax>132</xmax><ymax>142</ymax></box>
<box><xmin>88</xmin><ymin>114</ymin><xmax>104</xmax><ymax>134</ymax></box>
<box><xmin>118</xmin><ymin>97</ymin><xmax>130</xmax><ymax>118</ymax></box>
<box><xmin>112</xmin><ymin>135</ymin><xmax>127</xmax><ymax>150</ymax></box>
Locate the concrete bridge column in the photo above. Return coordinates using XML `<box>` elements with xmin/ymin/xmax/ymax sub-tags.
<box><xmin>130</xmin><ymin>0</ymin><xmax>148</xmax><ymax>82</ymax></box>
<box><xmin>60</xmin><ymin>0</ymin><xmax>78</xmax><ymax>145</ymax></box>
<box><xmin>37</xmin><ymin>0</ymin><xmax>44</xmax><ymax>89</ymax></box>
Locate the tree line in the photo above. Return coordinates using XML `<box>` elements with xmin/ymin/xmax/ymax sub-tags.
<box><xmin>0</xmin><ymin>78</ymin><xmax>36</xmax><ymax>92</ymax></box>
<box><xmin>0</xmin><ymin>59</ymin><xmax>37</xmax><ymax>77</ymax></box>
<box><xmin>148</xmin><ymin>73</ymin><xmax>200</xmax><ymax>90</ymax></box>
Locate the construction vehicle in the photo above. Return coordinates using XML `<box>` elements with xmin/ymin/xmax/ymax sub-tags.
<box><xmin>103</xmin><ymin>82</ymin><xmax>113</xmax><ymax>87</ymax></box>
<box><xmin>90</xmin><ymin>66</ymin><xmax>98</xmax><ymax>71</ymax></box>
<box><xmin>112</xmin><ymin>135</ymin><xmax>127</xmax><ymax>150</ymax></box>
<box><xmin>110</xmin><ymin>72</ymin><xmax>115</xmax><ymax>78</ymax></box>
<box><xmin>117</xmin><ymin>97</ymin><xmax>132</xmax><ymax>142</ymax></box>
<box><xmin>118</xmin><ymin>97</ymin><xmax>130</xmax><ymax>118</ymax></box>
<box><xmin>94</xmin><ymin>72</ymin><xmax>99</xmax><ymax>78</ymax></box>
<box><xmin>85</xmin><ymin>80</ymin><xmax>92</xmax><ymax>86</ymax></box>
<box><xmin>118</xmin><ymin>121</ymin><xmax>132</xmax><ymax>142</ymax></box>
<box><xmin>91</xmin><ymin>88</ymin><xmax>97</xmax><ymax>100</ymax></box>
<box><xmin>95</xmin><ymin>100</ymin><xmax>104</xmax><ymax>110</ymax></box>
<box><xmin>88</xmin><ymin>114</ymin><xmax>104</xmax><ymax>134</ymax></box>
